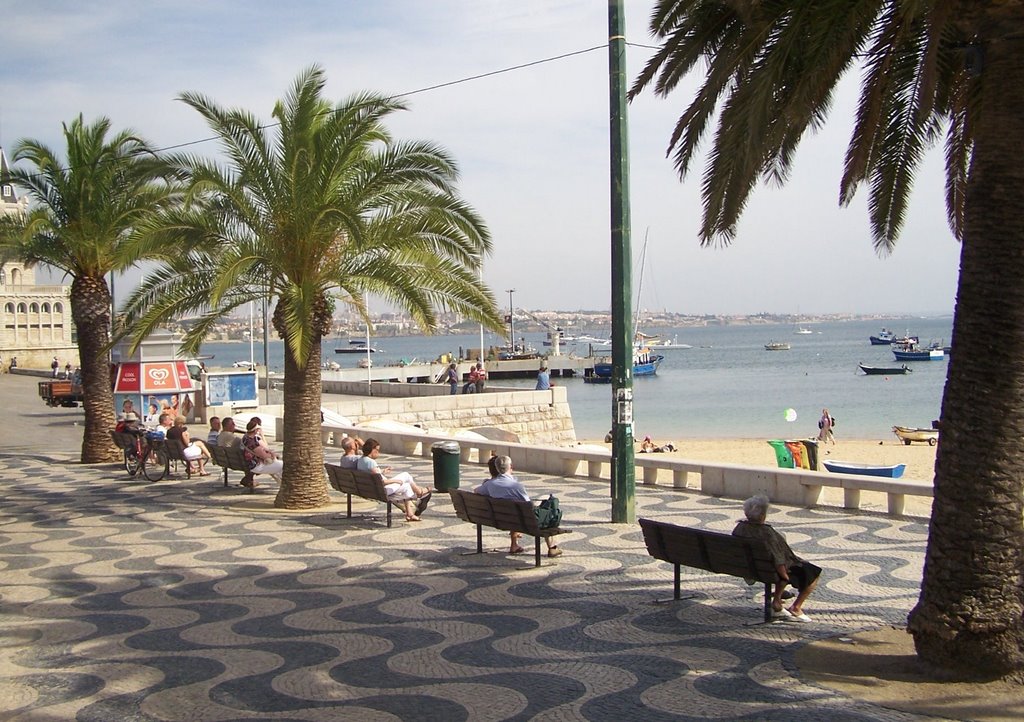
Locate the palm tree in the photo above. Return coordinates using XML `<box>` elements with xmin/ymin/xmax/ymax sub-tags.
<box><xmin>120</xmin><ymin>65</ymin><xmax>503</xmax><ymax>510</ymax></box>
<box><xmin>0</xmin><ymin>116</ymin><xmax>182</xmax><ymax>464</ymax></box>
<box><xmin>630</xmin><ymin>1</ymin><xmax>1024</xmax><ymax>676</ymax></box>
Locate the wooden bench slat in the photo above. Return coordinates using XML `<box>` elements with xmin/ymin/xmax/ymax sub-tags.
<box><xmin>448</xmin><ymin>489</ymin><xmax>569</xmax><ymax>567</ymax></box>
<box><xmin>325</xmin><ymin>463</ymin><xmax>394</xmax><ymax>527</ymax></box>
<box><xmin>639</xmin><ymin>517</ymin><xmax>780</xmax><ymax>623</ymax></box>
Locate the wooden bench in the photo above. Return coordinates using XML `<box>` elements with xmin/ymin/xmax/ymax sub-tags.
<box><xmin>325</xmin><ymin>463</ymin><xmax>396</xmax><ymax>527</ymax></box>
<box><xmin>209</xmin><ymin>444</ymin><xmax>251</xmax><ymax>489</ymax></box>
<box><xmin>163</xmin><ymin>438</ymin><xmax>195</xmax><ymax>479</ymax></box>
<box><xmin>639</xmin><ymin>517</ymin><xmax>780</xmax><ymax>623</ymax></box>
<box><xmin>448</xmin><ymin>488</ymin><xmax>571</xmax><ymax>567</ymax></box>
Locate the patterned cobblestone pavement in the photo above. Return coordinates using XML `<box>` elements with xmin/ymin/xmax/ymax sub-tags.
<box><xmin>0</xmin><ymin>450</ymin><xmax>938</xmax><ymax>721</ymax></box>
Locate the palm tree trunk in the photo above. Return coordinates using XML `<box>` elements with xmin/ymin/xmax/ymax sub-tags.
<box><xmin>72</xmin><ymin>274</ymin><xmax>119</xmax><ymax>464</ymax></box>
<box><xmin>274</xmin><ymin>313</ymin><xmax>331</xmax><ymax>510</ymax></box>
<box><xmin>907</xmin><ymin>20</ymin><xmax>1024</xmax><ymax>676</ymax></box>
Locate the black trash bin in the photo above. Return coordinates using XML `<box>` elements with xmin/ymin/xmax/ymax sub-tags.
<box><xmin>431</xmin><ymin>440</ymin><xmax>461</xmax><ymax>490</ymax></box>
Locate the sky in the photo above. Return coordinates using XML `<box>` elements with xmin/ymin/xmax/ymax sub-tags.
<box><xmin>0</xmin><ymin>0</ymin><xmax>961</xmax><ymax>316</ymax></box>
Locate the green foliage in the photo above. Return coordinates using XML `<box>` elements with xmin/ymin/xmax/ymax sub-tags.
<box><xmin>0</xmin><ymin>115</ymin><xmax>182</xmax><ymax>277</ymax></box>
<box><xmin>630</xmin><ymin>0</ymin><xmax>974</xmax><ymax>251</ymax></box>
<box><xmin>120</xmin><ymin>65</ymin><xmax>503</xmax><ymax>366</ymax></box>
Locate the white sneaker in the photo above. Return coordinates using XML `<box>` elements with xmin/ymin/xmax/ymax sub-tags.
<box><xmin>772</xmin><ymin>608</ymin><xmax>792</xmax><ymax>619</ymax></box>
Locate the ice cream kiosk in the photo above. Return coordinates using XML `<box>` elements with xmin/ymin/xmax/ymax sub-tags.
<box><xmin>111</xmin><ymin>332</ymin><xmax>201</xmax><ymax>426</ymax></box>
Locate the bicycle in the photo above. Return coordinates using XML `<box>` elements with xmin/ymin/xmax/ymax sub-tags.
<box><xmin>140</xmin><ymin>433</ymin><xmax>169</xmax><ymax>482</ymax></box>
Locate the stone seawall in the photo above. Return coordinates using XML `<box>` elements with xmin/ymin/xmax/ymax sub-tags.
<box><xmin>225</xmin><ymin>383</ymin><xmax>578</xmax><ymax>445</ymax></box>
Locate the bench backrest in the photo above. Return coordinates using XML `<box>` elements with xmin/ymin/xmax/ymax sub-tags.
<box><xmin>449</xmin><ymin>488</ymin><xmax>540</xmax><ymax>534</ymax></box>
<box><xmin>638</xmin><ymin>517</ymin><xmax>778</xmax><ymax>584</ymax></box>
<box><xmin>164</xmin><ymin>438</ymin><xmax>189</xmax><ymax>462</ymax></box>
<box><xmin>325</xmin><ymin>464</ymin><xmax>390</xmax><ymax>503</ymax></box>
<box><xmin>209</xmin><ymin>444</ymin><xmax>248</xmax><ymax>471</ymax></box>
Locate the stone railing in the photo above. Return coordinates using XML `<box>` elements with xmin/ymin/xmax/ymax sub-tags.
<box><xmin>315</xmin><ymin>422</ymin><xmax>933</xmax><ymax>516</ymax></box>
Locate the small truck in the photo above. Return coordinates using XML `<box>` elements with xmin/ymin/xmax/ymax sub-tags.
<box><xmin>39</xmin><ymin>379</ymin><xmax>85</xmax><ymax>407</ymax></box>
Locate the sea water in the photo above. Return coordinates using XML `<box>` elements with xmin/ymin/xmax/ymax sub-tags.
<box><xmin>200</xmin><ymin>317</ymin><xmax>953</xmax><ymax>441</ymax></box>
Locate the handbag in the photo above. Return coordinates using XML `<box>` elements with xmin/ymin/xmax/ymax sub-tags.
<box><xmin>534</xmin><ymin>495</ymin><xmax>562</xmax><ymax>529</ymax></box>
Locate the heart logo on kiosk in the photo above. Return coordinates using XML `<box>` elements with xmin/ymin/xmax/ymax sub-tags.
<box><xmin>148</xmin><ymin>368</ymin><xmax>170</xmax><ymax>383</ymax></box>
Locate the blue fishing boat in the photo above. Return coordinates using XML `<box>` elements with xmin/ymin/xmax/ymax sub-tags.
<box><xmin>593</xmin><ymin>346</ymin><xmax>664</xmax><ymax>378</ymax></box>
<box><xmin>823</xmin><ymin>460</ymin><xmax>907</xmax><ymax>478</ymax></box>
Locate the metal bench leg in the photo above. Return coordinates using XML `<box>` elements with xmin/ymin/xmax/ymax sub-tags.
<box><xmin>223</xmin><ymin>467</ymin><xmax>229</xmax><ymax>487</ymax></box>
<box><xmin>534</xmin><ymin>536</ymin><xmax>542</xmax><ymax>567</ymax></box>
<box><xmin>386</xmin><ymin>503</ymin><xmax>392</xmax><ymax>528</ymax></box>
<box><xmin>346</xmin><ymin>494</ymin><xmax>353</xmax><ymax>519</ymax></box>
<box><xmin>655</xmin><ymin>564</ymin><xmax>699</xmax><ymax>604</ymax></box>
<box><xmin>477</xmin><ymin>524</ymin><xmax>483</xmax><ymax>553</ymax></box>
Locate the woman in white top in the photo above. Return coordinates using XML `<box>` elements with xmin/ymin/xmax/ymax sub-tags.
<box><xmin>356</xmin><ymin>438</ymin><xmax>432</xmax><ymax>521</ymax></box>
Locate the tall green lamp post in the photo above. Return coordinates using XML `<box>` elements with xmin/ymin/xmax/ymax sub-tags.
<box><xmin>608</xmin><ymin>0</ymin><xmax>635</xmax><ymax>523</ymax></box>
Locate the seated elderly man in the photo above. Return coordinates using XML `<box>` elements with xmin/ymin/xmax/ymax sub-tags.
<box><xmin>338</xmin><ymin>436</ymin><xmax>362</xmax><ymax>469</ymax></box>
<box><xmin>217</xmin><ymin>417</ymin><xmax>241</xmax><ymax>449</ymax></box>
<box><xmin>732</xmin><ymin>494</ymin><xmax>821</xmax><ymax>622</ymax></box>
<box><xmin>475</xmin><ymin>455</ymin><xmax>563</xmax><ymax>558</ymax></box>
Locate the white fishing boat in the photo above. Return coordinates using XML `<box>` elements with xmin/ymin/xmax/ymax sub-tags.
<box><xmin>794</xmin><ymin>326</ymin><xmax>813</xmax><ymax>335</ymax></box>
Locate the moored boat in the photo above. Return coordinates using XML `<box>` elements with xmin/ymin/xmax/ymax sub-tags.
<box><xmin>859</xmin><ymin>363</ymin><xmax>912</xmax><ymax>375</ymax></box>
<box><xmin>794</xmin><ymin>326</ymin><xmax>813</xmax><ymax>335</ymax></box>
<box><xmin>764</xmin><ymin>341</ymin><xmax>791</xmax><ymax>351</ymax></box>
<box><xmin>823</xmin><ymin>460</ymin><xmax>907</xmax><ymax>478</ymax></box>
<box><xmin>593</xmin><ymin>346</ymin><xmax>664</xmax><ymax>378</ymax></box>
<box><xmin>870</xmin><ymin>328</ymin><xmax>919</xmax><ymax>345</ymax></box>
<box><xmin>335</xmin><ymin>344</ymin><xmax>382</xmax><ymax>354</ymax></box>
<box><xmin>892</xmin><ymin>425</ymin><xmax>938</xmax><ymax>446</ymax></box>
<box><xmin>892</xmin><ymin>341</ymin><xmax>944</xmax><ymax>361</ymax></box>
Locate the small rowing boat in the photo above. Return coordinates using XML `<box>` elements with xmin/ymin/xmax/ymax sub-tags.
<box><xmin>823</xmin><ymin>460</ymin><xmax>907</xmax><ymax>478</ymax></box>
<box><xmin>892</xmin><ymin>425</ymin><xmax>939</xmax><ymax>446</ymax></box>
<box><xmin>858</xmin><ymin>363</ymin><xmax>912</xmax><ymax>375</ymax></box>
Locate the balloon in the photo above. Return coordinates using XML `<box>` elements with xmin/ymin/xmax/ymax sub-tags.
<box><xmin>784</xmin><ymin>408</ymin><xmax>798</xmax><ymax>422</ymax></box>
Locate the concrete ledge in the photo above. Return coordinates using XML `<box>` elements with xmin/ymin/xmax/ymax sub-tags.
<box><xmin>319</xmin><ymin>423</ymin><xmax>930</xmax><ymax>516</ymax></box>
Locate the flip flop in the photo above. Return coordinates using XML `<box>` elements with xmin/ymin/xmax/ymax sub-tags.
<box><xmin>414</xmin><ymin>491</ymin><xmax>432</xmax><ymax>516</ymax></box>
<box><xmin>510</xmin><ymin>545</ymin><xmax>525</xmax><ymax>554</ymax></box>
<box><xmin>405</xmin><ymin>515</ymin><xmax>421</xmax><ymax>522</ymax></box>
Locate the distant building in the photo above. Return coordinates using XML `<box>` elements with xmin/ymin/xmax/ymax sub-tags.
<box><xmin>0</xmin><ymin>147</ymin><xmax>78</xmax><ymax>369</ymax></box>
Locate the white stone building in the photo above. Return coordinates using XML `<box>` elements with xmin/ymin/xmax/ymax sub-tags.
<box><xmin>1</xmin><ymin>147</ymin><xmax>78</xmax><ymax>369</ymax></box>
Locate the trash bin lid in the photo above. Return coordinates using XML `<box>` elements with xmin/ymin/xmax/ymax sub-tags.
<box><xmin>431</xmin><ymin>440</ymin><xmax>460</xmax><ymax>452</ymax></box>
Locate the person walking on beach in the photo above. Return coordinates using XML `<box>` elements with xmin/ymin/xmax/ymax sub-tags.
<box><xmin>817</xmin><ymin>408</ymin><xmax>836</xmax><ymax>445</ymax></box>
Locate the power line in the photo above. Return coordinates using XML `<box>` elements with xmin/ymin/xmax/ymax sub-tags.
<box><xmin>7</xmin><ymin>44</ymin><xmax>610</xmax><ymax>170</ymax></box>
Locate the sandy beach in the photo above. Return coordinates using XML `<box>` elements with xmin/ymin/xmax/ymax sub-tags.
<box><xmin>584</xmin><ymin>436</ymin><xmax>936</xmax><ymax>480</ymax></box>
<box><xmin>581</xmin><ymin>435</ymin><xmax>937</xmax><ymax>516</ymax></box>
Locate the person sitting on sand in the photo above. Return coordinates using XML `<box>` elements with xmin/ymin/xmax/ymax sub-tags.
<box><xmin>475</xmin><ymin>455</ymin><xmax>563</xmax><ymax>558</ymax></box>
<box><xmin>732</xmin><ymin>494</ymin><xmax>821</xmax><ymax>622</ymax></box>
<box><xmin>640</xmin><ymin>435</ymin><xmax>655</xmax><ymax>453</ymax></box>
<box><xmin>357</xmin><ymin>438</ymin><xmax>432</xmax><ymax>521</ymax></box>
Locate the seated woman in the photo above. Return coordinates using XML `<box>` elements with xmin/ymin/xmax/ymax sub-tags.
<box><xmin>732</xmin><ymin>494</ymin><xmax>821</xmax><ymax>622</ymax></box>
<box><xmin>166</xmin><ymin>415</ymin><xmax>211</xmax><ymax>475</ymax></box>
<box><xmin>240</xmin><ymin>417</ymin><xmax>284</xmax><ymax>487</ymax></box>
<box><xmin>357</xmin><ymin>438</ymin><xmax>432</xmax><ymax>521</ymax></box>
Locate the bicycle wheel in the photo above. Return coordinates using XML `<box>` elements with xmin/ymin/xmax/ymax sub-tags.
<box><xmin>142</xmin><ymin>445</ymin><xmax>169</xmax><ymax>482</ymax></box>
<box><xmin>124</xmin><ymin>448</ymin><xmax>141</xmax><ymax>477</ymax></box>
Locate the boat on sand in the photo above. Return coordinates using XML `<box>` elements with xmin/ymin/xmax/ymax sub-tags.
<box><xmin>823</xmin><ymin>460</ymin><xmax>907</xmax><ymax>478</ymax></box>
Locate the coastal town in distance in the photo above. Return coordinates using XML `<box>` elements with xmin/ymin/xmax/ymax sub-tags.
<box><xmin>170</xmin><ymin>310</ymin><xmax>951</xmax><ymax>343</ymax></box>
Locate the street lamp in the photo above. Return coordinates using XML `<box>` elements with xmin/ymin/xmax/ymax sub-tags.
<box><xmin>505</xmin><ymin>288</ymin><xmax>516</xmax><ymax>352</ymax></box>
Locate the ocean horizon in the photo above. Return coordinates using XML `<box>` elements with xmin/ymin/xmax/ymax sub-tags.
<box><xmin>199</xmin><ymin>317</ymin><xmax>953</xmax><ymax>443</ymax></box>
